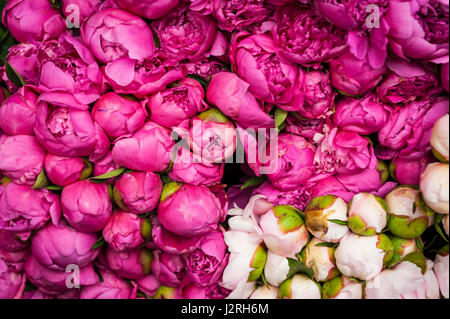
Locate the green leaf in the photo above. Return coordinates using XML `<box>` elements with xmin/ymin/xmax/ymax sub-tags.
<box><xmin>260</xmin><ymin>272</ymin><xmax>269</xmax><ymax>288</ymax></box>
<box><xmin>315</xmin><ymin>242</ymin><xmax>336</xmax><ymax>248</ymax></box>
<box><xmin>91</xmin><ymin>237</ymin><xmax>106</xmax><ymax>250</ymax></box>
<box><xmin>32</xmin><ymin>168</ymin><xmax>49</xmax><ymax>189</ymax></box>
<box><xmin>45</xmin><ymin>185</ymin><xmax>63</xmax><ymax>191</ymax></box>
<box><xmin>415</xmin><ymin>238</ymin><xmax>424</xmax><ymax>254</ymax></box>
<box><xmin>286</xmin><ymin>257</ymin><xmax>314</xmax><ymax>280</ymax></box>
<box><xmin>435</xmin><ymin>224</ymin><xmax>449</xmax><ymax>243</ymax></box>
<box><xmin>274</xmin><ymin>108</ymin><xmax>288</xmax><ymax>128</ymax></box>
<box><xmin>90</xmin><ymin>167</ymin><xmax>127</xmax><ymax>181</ymax></box>
<box><xmin>0</xmin><ymin>33</ymin><xmax>16</xmax><ymax>61</ymax></box>
<box><xmin>434</xmin><ymin>213</ymin><xmax>444</xmax><ymax>225</ymax></box>
<box><xmin>0</xmin><ymin>26</ymin><xmax>8</xmax><ymax>43</ymax></box>
<box><xmin>241</xmin><ymin>176</ymin><xmax>267</xmax><ymax>190</ymax></box>
<box><xmin>160</xmin><ymin>174</ymin><xmax>172</xmax><ymax>185</ymax></box>
<box><xmin>2</xmin><ymin>59</ymin><xmax>25</xmax><ymax>87</ymax></box>
<box><xmin>327</xmin><ymin>219</ymin><xmax>348</xmax><ymax>226</ymax></box>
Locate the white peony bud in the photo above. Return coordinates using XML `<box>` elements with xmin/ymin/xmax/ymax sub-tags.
<box><xmin>365</xmin><ymin>261</ymin><xmax>425</xmax><ymax>299</ymax></box>
<box><xmin>264</xmin><ymin>251</ymin><xmax>290</xmax><ymax>287</ymax></box>
<box><xmin>278</xmin><ymin>274</ymin><xmax>321</xmax><ymax>299</ymax></box>
<box><xmin>321</xmin><ymin>276</ymin><xmax>363</xmax><ymax>299</ymax></box>
<box><xmin>334</xmin><ymin>232</ymin><xmax>393</xmax><ymax>281</ymax></box>
<box><xmin>304</xmin><ymin>238</ymin><xmax>339</xmax><ymax>282</ymax></box>
<box><xmin>385</xmin><ymin>186</ymin><xmax>435</xmax><ymax>238</ymax></box>
<box><xmin>249</xmin><ymin>285</ymin><xmax>278</xmax><ymax>299</ymax></box>
<box><xmin>420</xmin><ymin>163</ymin><xmax>449</xmax><ymax>215</ymax></box>
<box><xmin>304</xmin><ymin>195</ymin><xmax>349</xmax><ymax>243</ymax></box>
<box><xmin>434</xmin><ymin>248</ymin><xmax>449</xmax><ymax>299</ymax></box>
<box><xmin>259</xmin><ymin>205</ymin><xmax>309</xmax><ymax>257</ymax></box>
<box><xmin>430</xmin><ymin>114</ymin><xmax>449</xmax><ymax>162</ymax></box>
<box><xmin>402</xmin><ymin>259</ymin><xmax>440</xmax><ymax>299</ymax></box>
<box><xmin>348</xmin><ymin>193</ymin><xmax>388</xmax><ymax>235</ymax></box>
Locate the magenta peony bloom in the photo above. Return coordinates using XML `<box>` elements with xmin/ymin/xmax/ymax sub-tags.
<box><xmin>0</xmin><ymin>86</ymin><xmax>38</xmax><ymax>135</ymax></box>
<box><xmin>61</xmin><ymin>0</ymin><xmax>103</xmax><ymax>24</ymax></box>
<box><xmin>25</xmin><ymin>256</ymin><xmax>98</xmax><ymax>295</ymax></box>
<box><xmin>151</xmin><ymin>217</ymin><xmax>207</xmax><ymax>255</ymax></box>
<box><xmin>184</xmin><ymin>229</ymin><xmax>228</xmax><ymax>287</ymax></box>
<box><xmin>180</xmin><ymin>281</ymin><xmax>231</xmax><ymax>299</ymax></box>
<box><xmin>377</xmin><ymin>59</ymin><xmax>443</xmax><ymax>104</ymax></box>
<box><xmin>314</xmin><ymin>126</ymin><xmax>378</xmax><ymax>175</ymax></box>
<box><xmin>330</xmin><ymin>50</ymin><xmax>386</xmax><ymax>96</ymax></box>
<box><xmin>81</xmin><ymin>8</ymin><xmax>155</xmax><ymax>64</ymax></box>
<box><xmin>385</xmin><ymin>0</ymin><xmax>449</xmax><ymax>63</ymax></box>
<box><xmin>136</xmin><ymin>274</ymin><xmax>160</xmax><ymax>297</ymax></box>
<box><xmin>31</xmin><ymin>222</ymin><xmax>100</xmax><ymax>271</ymax></box>
<box><xmin>272</xmin><ymin>4</ymin><xmax>347</xmax><ymax>66</ymax></box>
<box><xmin>92</xmin><ymin>92</ymin><xmax>146</xmax><ymax>139</ymax></box>
<box><xmin>314</xmin><ymin>0</ymin><xmax>389</xmax><ymax>68</ymax></box>
<box><xmin>151</xmin><ymin>5</ymin><xmax>217</xmax><ymax>61</ymax></box>
<box><xmin>0</xmin><ymin>230</ymin><xmax>29</xmax><ymax>252</ymax></box>
<box><xmin>92</xmin><ymin>152</ymin><xmax>121</xmax><ymax>184</ymax></box>
<box><xmin>169</xmin><ymin>146</ymin><xmax>224</xmax><ymax>186</ymax></box>
<box><xmin>33</xmin><ymin>99</ymin><xmax>97</xmax><ymax>157</ymax></box>
<box><xmin>311</xmin><ymin>175</ymin><xmax>355</xmax><ymax>203</ymax></box>
<box><xmin>81</xmin><ymin>269</ymin><xmax>136</xmax><ymax>299</ymax></box>
<box><xmin>1</xmin><ymin>0</ymin><xmax>66</xmax><ymax>43</ymax></box>
<box><xmin>0</xmin><ymin>256</ymin><xmax>26</xmax><ymax>299</ymax></box>
<box><xmin>113</xmin><ymin>172</ymin><xmax>162</xmax><ymax>214</ymax></box>
<box><xmin>103</xmin><ymin>211</ymin><xmax>151</xmax><ymax>252</ymax></box>
<box><xmin>442</xmin><ymin>62</ymin><xmax>449</xmax><ymax>92</ymax></box>
<box><xmin>151</xmin><ymin>250</ymin><xmax>186</xmax><ymax>287</ymax></box>
<box><xmin>61</xmin><ymin>180</ymin><xmax>112</xmax><ymax>233</ymax></box>
<box><xmin>390</xmin><ymin>152</ymin><xmax>435</xmax><ymax>185</ymax></box>
<box><xmin>116</xmin><ymin>0</ymin><xmax>179</xmax><ymax>19</ymax></box>
<box><xmin>103</xmin><ymin>51</ymin><xmax>185</xmax><ymax>99</ymax></box>
<box><xmin>37</xmin><ymin>33</ymin><xmax>105</xmax><ymax>108</ymax></box>
<box><xmin>332</xmin><ymin>93</ymin><xmax>390</xmax><ymax>135</ymax></box>
<box><xmin>285</xmin><ymin>116</ymin><xmax>326</xmax><ymax>143</ymax></box>
<box><xmin>105</xmin><ymin>246</ymin><xmax>152</xmax><ymax>280</ymax></box>
<box><xmin>88</xmin><ymin>123</ymin><xmax>111</xmax><ymax>163</ymax></box>
<box><xmin>0</xmin><ymin>182</ymin><xmax>61</xmax><ymax>232</ymax></box>
<box><xmin>0</xmin><ymin>247</ymin><xmax>29</xmax><ymax>272</ymax></box>
<box><xmin>378</xmin><ymin>97</ymin><xmax>449</xmax><ymax>159</ymax></box>
<box><xmin>297</xmin><ymin>69</ymin><xmax>336</xmax><ymax>119</ymax></box>
<box><xmin>254</xmin><ymin>181</ymin><xmax>316</xmax><ymax>211</ymax></box>
<box><xmin>264</xmin><ymin>133</ymin><xmax>316</xmax><ymax>191</ymax></box>
<box><xmin>206</xmin><ymin>72</ymin><xmax>274</xmax><ymax>129</ymax></box>
<box><xmin>157</xmin><ymin>183</ymin><xmax>223</xmax><ymax>237</ymax></box>
<box><xmin>44</xmin><ymin>154</ymin><xmax>92</xmax><ymax>187</ymax></box>
<box><xmin>0</xmin><ymin>135</ymin><xmax>46</xmax><ymax>186</ymax></box>
<box><xmin>0</xmin><ymin>43</ymin><xmax>39</xmax><ymax>91</ymax></box>
<box><xmin>147</xmin><ymin>78</ymin><xmax>207</xmax><ymax>128</ymax></box>
<box><xmin>191</xmin><ymin>0</ymin><xmax>271</xmax><ymax>32</ymax></box>
<box><xmin>188</xmin><ymin>108</ymin><xmax>237</xmax><ymax>163</ymax></box>
<box><xmin>112</xmin><ymin>121</ymin><xmax>174</xmax><ymax>172</ymax></box>
<box><xmin>230</xmin><ymin>32</ymin><xmax>303</xmax><ymax>111</ymax></box>
<box><xmin>183</xmin><ymin>58</ymin><xmax>227</xmax><ymax>81</ymax></box>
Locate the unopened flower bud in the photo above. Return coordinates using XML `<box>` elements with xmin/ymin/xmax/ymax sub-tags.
<box><xmin>304</xmin><ymin>195</ymin><xmax>349</xmax><ymax>243</ymax></box>
<box><xmin>335</xmin><ymin>232</ymin><xmax>393</xmax><ymax>281</ymax></box>
<box><xmin>348</xmin><ymin>193</ymin><xmax>388</xmax><ymax>236</ymax></box>
<box><xmin>304</xmin><ymin>238</ymin><xmax>340</xmax><ymax>282</ymax></box>
<box><xmin>386</xmin><ymin>186</ymin><xmax>435</xmax><ymax>238</ymax></box>
<box><xmin>420</xmin><ymin>163</ymin><xmax>449</xmax><ymax>215</ymax></box>
<box><xmin>321</xmin><ymin>276</ymin><xmax>362</xmax><ymax>299</ymax></box>
<box><xmin>430</xmin><ymin>114</ymin><xmax>449</xmax><ymax>162</ymax></box>
<box><xmin>249</xmin><ymin>285</ymin><xmax>278</xmax><ymax>299</ymax></box>
<box><xmin>278</xmin><ymin>274</ymin><xmax>321</xmax><ymax>299</ymax></box>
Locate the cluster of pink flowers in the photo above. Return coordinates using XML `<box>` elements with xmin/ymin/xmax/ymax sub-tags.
<box><xmin>0</xmin><ymin>0</ymin><xmax>448</xmax><ymax>300</ymax></box>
